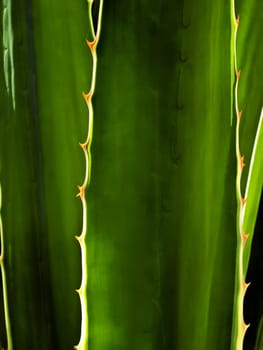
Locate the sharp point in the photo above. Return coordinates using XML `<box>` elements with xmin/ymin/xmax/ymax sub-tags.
<box><xmin>82</xmin><ymin>91</ymin><xmax>92</xmax><ymax>103</ymax></box>
<box><xmin>86</xmin><ymin>38</ymin><xmax>97</xmax><ymax>51</ymax></box>
<box><xmin>236</xmin><ymin>70</ymin><xmax>241</xmax><ymax>79</ymax></box>
<box><xmin>243</xmin><ymin>321</ymin><xmax>250</xmax><ymax>333</ymax></box>
<box><xmin>242</xmin><ymin>279</ymin><xmax>251</xmax><ymax>292</ymax></box>
<box><xmin>76</xmin><ymin>287</ymin><xmax>84</xmax><ymax>296</ymax></box>
<box><xmin>76</xmin><ymin>185</ymin><xmax>85</xmax><ymax>199</ymax></box>
<box><xmin>79</xmin><ymin>142</ymin><xmax>87</xmax><ymax>151</ymax></box>
<box><xmin>242</xmin><ymin>232</ymin><xmax>249</xmax><ymax>243</ymax></box>
<box><xmin>240</xmin><ymin>155</ymin><xmax>245</xmax><ymax>168</ymax></box>
<box><xmin>241</xmin><ymin>197</ymin><xmax>247</xmax><ymax>206</ymax></box>
<box><xmin>238</xmin><ymin>110</ymin><xmax>242</xmax><ymax>120</ymax></box>
<box><xmin>246</xmin><ymin>281</ymin><xmax>252</xmax><ymax>289</ymax></box>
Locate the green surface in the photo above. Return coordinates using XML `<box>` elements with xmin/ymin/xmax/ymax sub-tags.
<box><xmin>0</xmin><ymin>1</ymin><xmax>262</xmax><ymax>349</ymax></box>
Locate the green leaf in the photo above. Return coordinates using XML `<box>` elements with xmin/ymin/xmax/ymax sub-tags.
<box><xmin>0</xmin><ymin>1</ymin><xmax>262</xmax><ymax>350</ymax></box>
<box><xmin>242</xmin><ymin>109</ymin><xmax>263</xmax><ymax>275</ymax></box>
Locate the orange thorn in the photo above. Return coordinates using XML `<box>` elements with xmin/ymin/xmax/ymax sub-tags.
<box><xmin>241</xmin><ymin>280</ymin><xmax>251</xmax><ymax>301</ymax></box>
<box><xmin>86</xmin><ymin>38</ymin><xmax>97</xmax><ymax>51</ymax></box>
<box><xmin>79</xmin><ymin>142</ymin><xmax>87</xmax><ymax>151</ymax></box>
<box><xmin>236</xmin><ymin>15</ymin><xmax>240</xmax><ymax>26</ymax></box>
<box><xmin>242</xmin><ymin>232</ymin><xmax>249</xmax><ymax>245</ymax></box>
<box><xmin>82</xmin><ymin>91</ymin><xmax>92</xmax><ymax>103</ymax></box>
<box><xmin>237</xmin><ymin>110</ymin><xmax>242</xmax><ymax>120</ymax></box>
<box><xmin>242</xmin><ymin>322</ymin><xmax>250</xmax><ymax>336</ymax></box>
<box><xmin>76</xmin><ymin>185</ymin><xmax>85</xmax><ymax>199</ymax></box>
<box><xmin>241</xmin><ymin>197</ymin><xmax>247</xmax><ymax>206</ymax></box>
<box><xmin>236</xmin><ymin>70</ymin><xmax>241</xmax><ymax>79</ymax></box>
<box><xmin>240</xmin><ymin>155</ymin><xmax>245</xmax><ymax>169</ymax></box>
<box><xmin>243</xmin><ymin>280</ymin><xmax>251</xmax><ymax>290</ymax></box>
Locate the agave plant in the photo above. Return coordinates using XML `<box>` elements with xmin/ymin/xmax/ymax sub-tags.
<box><xmin>0</xmin><ymin>0</ymin><xmax>263</xmax><ymax>349</ymax></box>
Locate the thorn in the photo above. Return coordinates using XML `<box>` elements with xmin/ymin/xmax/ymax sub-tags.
<box><xmin>236</xmin><ymin>70</ymin><xmax>241</xmax><ymax>79</ymax></box>
<box><xmin>76</xmin><ymin>287</ymin><xmax>84</xmax><ymax>296</ymax></box>
<box><xmin>86</xmin><ymin>38</ymin><xmax>97</xmax><ymax>51</ymax></box>
<box><xmin>243</xmin><ymin>280</ymin><xmax>251</xmax><ymax>290</ymax></box>
<box><xmin>237</xmin><ymin>110</ymin><xmax>242</xmax><ymax>120</ymax></box>
<box><xmin>82</xmin><ymin>91</ymin><xmax>92</xmax><ymax>103</ymax></box>
<box><xmin>79</xmin><ymin>142</ymin><xmax>87</xmax><ymax>151</ymax></box>
<box><xmin>240</xmin><ymin>155</ymin><xmax>245</xmax><ymax>169</ymax></box>
<box><xmin>241</xmin><ymin>197</ymin><xmax>247</xmax><ymax>206</ymax></box>
<box><xmin>241</xmin><ymin>280</ymin><xmax>251</xmax><ymax>302</ymax></box>
<box><xmin>75</xmin><ymin>234</ymin><xmax>84</xmax><ymax>244</ymax></box>
<box><xmin>242</xmin><ymin>232</ymin><xmax>249</xmax><ymax>242</ymax></box>
<box><xmin>76</xmin><ymin>185</ymin><xmax>85</xmax><ymax>199</ymax></box>
<box><xmin>242</xmin><ymin>321</ymin><xmax>250</xmax><ymax>335</ymax></box>
<box><xmin>236</xmin><ymin>15</ymin><xmax>240</xmax><ymax>26</ymax></box>
<box><xmin>242</xmin><ymin>232</ymin><xmax>249</xmax><ymax>247</ymax></box>
<box><xmin>241</xmin><ymin>322</ymin><xmax>250</xmax><ymax>345</ymax></box>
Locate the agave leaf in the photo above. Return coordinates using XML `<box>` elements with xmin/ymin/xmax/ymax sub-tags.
<box><xmin>88</xmin><ymin>1</ymin><xmax>237</xmax><ymax>349</ymax></box>
<box><xmin>242</xmin><ymin>109</ymin><xmax>263</xmax><ymax>275</ymax></box>
<box><xmin>0</xmin><ymin>0</ymin><xmax>89</xmax><ymax>348</ymax></box>
<box><xmin>0</xmin><ymin>1</ymin><xmax>262</xmax><ymax>350</ymax></box>
<box><xmin>233</xmin><ymin>1</ymin><xmax>263</xmax><ymax>277</ymax></box>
